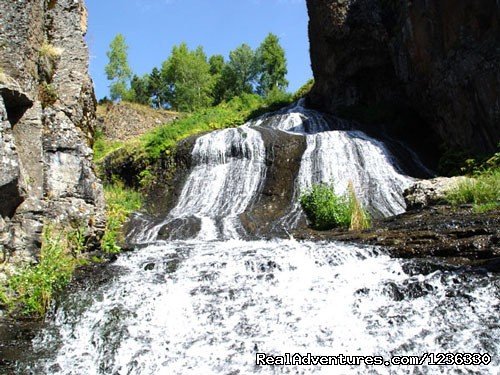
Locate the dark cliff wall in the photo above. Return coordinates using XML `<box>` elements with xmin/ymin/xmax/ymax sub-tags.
<box><xmin>0</xmin><ymin>0</ymin><xmax>105</xmax><ymax>277</ymax></box>
<box><xmin>307</xmin><ymin>0</ymin><xmax>499</xmax><ymax>157</ymax></box>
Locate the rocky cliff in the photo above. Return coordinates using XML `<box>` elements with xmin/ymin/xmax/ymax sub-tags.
<box><xmin>306</xmin><ymin>0</ymin><xmax>499</xmax><ymax>158</ymax></box>
<box><xmin>0</xmin><ymin>0</ymin><xmax>105</xmax><ymax>278</ymax></box>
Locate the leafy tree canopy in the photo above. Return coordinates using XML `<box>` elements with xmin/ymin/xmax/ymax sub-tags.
<box><xmin>105</xmin><ymin>34</ymin><xmax>132</xmax><ymax>101</ymax></box>
<box><xmin>161</xmin><ymin>43</ymin><xmax>213</xmax><ymax>112</ymax></box>
<box><xmin>256</xmin><ymin>33</ymin><xmax>288</xmax><ymax>96</ymax></box>
<box><xmin>129</xmin><ymin>74</ymin><xmax>151</xmax><ymax>105</ymax></box>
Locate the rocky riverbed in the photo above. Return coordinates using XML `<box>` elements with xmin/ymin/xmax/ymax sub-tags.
<box><xmin>294</xmin><ymin>205</ymin><xmax>500</xmax><ymax>270</ymax></box>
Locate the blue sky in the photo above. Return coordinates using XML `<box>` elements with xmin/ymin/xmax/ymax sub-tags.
<box><xmin>85</xmin><ymin>0</ymin><xmax>312</xmax><ymax>100</ymax></box>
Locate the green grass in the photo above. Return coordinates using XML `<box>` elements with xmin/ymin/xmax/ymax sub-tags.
<box><xmin>300</xmin><ymin>182</ymin><xmax>371</xmax><ymax>231</ymax></box>
<box><xmin>143</xmin><ymin>93</ymin><xmax>293</xmax><ymax>159</ymax></box>
<box><xmin>93</xmin><ymin>129</ymin><xmax>125</xmax><ymax>162</ymax></box>
<box><xmin>93</xmin><ymin>89</ymin><xmax>304</xmax><ymax>168</ymax></box>
<box><xmin>292</xmin><ymin>78</ymin><xmax>314</xmax><ymax>101</ymax></box>
<box><xmin>101</xmin><ymin>183</ymin><xmax>142</xmax><ymax>253</ymax></box>
<box><xmin>2</xmin><ymin>225</ymin><xmax>84</xmax><ymax>317</ymax></box>
<box><xmin>445</xmin><ymin>168</ymin><xmax>500</xmax><ymax>212</ymax></box>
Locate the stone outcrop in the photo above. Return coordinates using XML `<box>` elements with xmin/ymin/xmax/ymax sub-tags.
<box><xmin>0</xmin><ymin>0</ymin><xmax>105</xmax><ymax>279</ymax></box>
<box><xmin>403</xmin><ymin>176</ymin><xmax>470</xmax><ymax>209</ymax></box>
<box><xmin>306</xmin><ymin>0</ymin><xmax>500</xmax><ymax>157</ymax></box>
<box><xmin>294</xmin><ymin>206</ymin><xmax>500</xmax><ymax>265</ymax></box>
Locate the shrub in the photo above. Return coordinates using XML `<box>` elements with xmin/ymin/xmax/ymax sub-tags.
<box><xmin>300</xmin><ymin>183</ymin><xmax>352</xmax><ymax>230</ymax></box>
<box><xmin>446</xmin><ymin>168</ymin><xmax>500</xmax><ymax>212</ymax></box>
<box><xmin>300</xmin><ymin>182</ymin><xmax>371</xmax><ymax>231</ymax></box>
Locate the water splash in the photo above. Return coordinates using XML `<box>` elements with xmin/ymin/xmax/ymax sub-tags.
<box><xmin>22</xmin><ymin>240</ymin><xmax>499</xmax><ymax>374</ymax></box>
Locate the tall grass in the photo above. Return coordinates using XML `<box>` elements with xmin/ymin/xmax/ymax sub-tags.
<box><xmin>446</xmin><ymin>168</ymin><xmax>500</xmax><ymax>212</ymax></box>
<box><xmin>347</xmin><ymin>182</ymin><xmax>371</xmax><ymax>230</ymax></box>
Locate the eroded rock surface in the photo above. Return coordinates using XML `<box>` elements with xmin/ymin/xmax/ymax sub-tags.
<box><xmin>306</xmin><ymin>0</ymin><xmax>500</xmax><ymax>156</ymax></box>
<box><xmin>0</xmin><ymin>0</ymin><xmax>105</xmax><ymax>279</ymax></box>
<box><xmin>403</xmin><ymin>176</ymin><xmax>470</xmax><ymax>209</ymax></box>
<box><xmin>294</xmin><ymin>206</ymin><xmax>500</xmax><ymax>266</ymax></box>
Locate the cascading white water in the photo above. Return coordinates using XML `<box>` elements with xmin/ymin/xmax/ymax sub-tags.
<box><xmin>140</xmin><ymin>125</ymin><xmax>266</xmax><ymax>241</ymax></box>
<box><xmin>261</xmin><ymin>100</ymin><xmax>415</xmax><ymax>227</ymax></box>
<box><xmin>298</xmin><ymin>131</ymin><xmax>412</xmax><ymax>217</ymax></box>
<box><xmin>21</xmin><ymin>240</ymin><xmax>499</xmax><ymax>374</ymax></box>
<box><xmin>15</xmin><ymin>103</ymin><xmax>499</xmax><ymax>375</ymax></box>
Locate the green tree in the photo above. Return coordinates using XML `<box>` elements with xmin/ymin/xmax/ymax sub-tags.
<box><xmin>129</xmin><ymin>74</ymin><xmax>151</xmax><ymax>105</ymax></box>
<box><xmin>148</xmin><ymin>67</ymin><xmax>166</xmax><ymax>108</ymax></box>
<box><xmin>209</xmin><ymin>54</ymin><xmax>225</xmax><ymax>76</ymax></box>
<box><xmin>218</xmin><ymin>43</ymin><xmax>258</xmax><ymax>101</ymax></box>
<box><xmin>105</xmin><ymin>34</ymin><xmax>133</xmax><ymax>101</ymax></box>
<box><xmin>256</xmin><ymin>33</ymin><xmax>288</xmax><ymax>96</ymax></box>
<box><xmin>209</xmin><ymin>54</ymin><xmax>226</xmax><ymax>104</ymax></box>
<box><xmin>161</xmin><ymin>43</ymin><xmax>213</xmax><ymax>112</ymax></box>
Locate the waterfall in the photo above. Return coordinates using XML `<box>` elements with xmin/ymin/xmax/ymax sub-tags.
<box><xmin>139</xmin><ymin>100</ymin><xmax>419</xmax><ymax>241</ymax></box>
<box><xmin>12</xmin><ymin>103</ymin><xmax>499</xmax><ymax>375</ymax></box>
<box><xmin>19</xmin><ymin>240</ymin><xmax>499</xmax><ymax>374</ymax></box>
<box><xmin>259</xmin><ymin>100</ymin><xmax>415</xmax><ymax>228</ymax></box>
<box><xmin>140</xmin><ymin>125</ymin><xmax>266</xmax><ymax>242</ymax></box>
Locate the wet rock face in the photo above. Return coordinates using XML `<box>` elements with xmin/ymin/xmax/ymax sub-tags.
<box><xmin>294</xmin><ymin>206</ymin><xmax>500</xmax><ymax>264</ymax></box>
<box><xmin>306</xmin><ymin>0</ymin><xmax>500</xmax><ymax>156</ymax></box>
<box><xmin>0</xmin><ymin>0</ymin><xmax>105</xmax><ymax>273</ymax></box>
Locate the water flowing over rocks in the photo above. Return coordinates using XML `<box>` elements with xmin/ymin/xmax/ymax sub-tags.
<box><xmin>0</xmin><ymin>0</ymin><xmax>105</xmax><ymax>277</ymax></box>
<box><xmin>1</xmin><ymin>1</ymin><xmax>499</xmax><ymax>373</ymax></box>
<box><xmin>11</xmin><ymin>239</ymin><xmax>500</xmax><ymax>374</ymax></box>
<box><xmin>128</xmin><ymin>101</ymin><xmax>430</xmax><ymax>244</ymax></box>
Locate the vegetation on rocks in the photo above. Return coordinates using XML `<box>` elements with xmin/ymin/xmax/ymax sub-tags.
<box><xmin>292</xmin><ymin>78</ymin><xmax>314</xmax><ymax>101</ymax></box>
<box><xmin>94</xmin><ymin>91</ymin><xmax>295</xmax><ymax>171</ymax></box>
<box><xmin>93</xmin><ymin>128</ymin><xmax>125</xmax><ymax>162</ymax></box>
<box><xmin>446</xmin><ymin>168</ymin><xmax>500</xmax><ymax>213</ymax></box>
<box><xmin>0</xmin><ymin>225</ymin><xmax>86</xmax><ymax>317</ymax></box>
<box><xmin>0</xmin><ymin>185</ymin><xmax>142</xmax><ymax>318</ymax></box>
<box><xmin>39</xmin><ymin>42</ymin><xmax>64</xmax><ymax>59</ymax></box>
<box><xmin>445</xmin><ymin>149</ymin><xmax>499</xmax><ymax>212</ymax></box>
<box><xmin>143</xmin><ymin>93</ymin><xmax>292</xmax><ymax>159</ymax></box>
<box><xmin>300</xmin><ymin>182</ymin><xmax>371</xmax><ymax>231</ymax></box>
<box><xmin>101</xmin><ymin>183</ymin><xmax>142</xmax><ymax>254</ymax></box>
